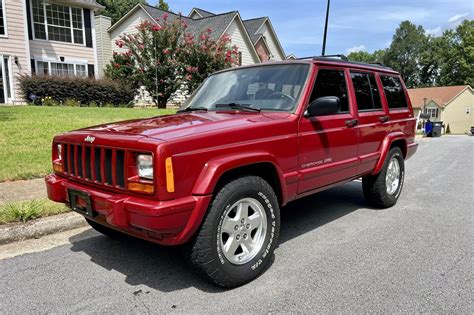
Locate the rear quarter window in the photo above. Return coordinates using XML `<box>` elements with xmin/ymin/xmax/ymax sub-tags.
<box><xmin>380</xmin><ymin>75</ymin><xmax>408</xmax><ymax>109</ymax></box>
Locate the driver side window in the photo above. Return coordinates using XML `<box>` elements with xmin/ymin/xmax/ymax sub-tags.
<box><xmin>309</xmin><ymin>69</ymin><xmax>349</xmax><ymax>113</ymax></box>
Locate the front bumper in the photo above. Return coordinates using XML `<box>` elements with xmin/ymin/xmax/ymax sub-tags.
<box><xmin>45</xmin><ymin>174</ymin><xmax>212</xmax><ymax>245</ymax></box>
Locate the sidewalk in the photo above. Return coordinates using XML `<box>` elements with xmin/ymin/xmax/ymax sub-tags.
<box><xmin>0</xmin><ymin>178</ymin><xmax>46</xmax><ymax>205</ymax></box>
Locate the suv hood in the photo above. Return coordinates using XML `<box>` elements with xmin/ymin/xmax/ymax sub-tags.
<box><xmin>81</xmin><ymin>111</ymin><xmax>291</xmax><ymax>141</ymax></box>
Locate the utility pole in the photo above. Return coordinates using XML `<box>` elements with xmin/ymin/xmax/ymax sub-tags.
<box><xmin>321</xmin><ymin>0</ymin><xmax>331</xmax><ymax>56</ymax></box>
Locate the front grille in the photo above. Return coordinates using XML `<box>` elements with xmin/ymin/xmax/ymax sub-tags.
<box><xmin>61</xmin><ymin>143</ymin><xmax>126</xmax><ymax>189</ymax></box>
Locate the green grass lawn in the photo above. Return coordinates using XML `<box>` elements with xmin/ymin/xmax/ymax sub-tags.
<box><xmin>0</xmin><ymin>106</ymin><xmax>175</xmax><ymax>182</ymax></box>
<box><xmin>0</xmin><ymin>199</ymin><xmax>70</xmax><ymax>224</ymax></box>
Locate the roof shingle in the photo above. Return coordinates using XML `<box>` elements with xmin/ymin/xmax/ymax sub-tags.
<box><xmin>141</xmin><ymin>4</ymin><xmax>237</xmax><ymax>40</ymax></box>
<box><xmin>243</xmin><ymin>17</ymin><xmax>266</xmax><ymax>44</ymax></box>
<box><xmin>407</xmin><ymin>85</ymin><xmax>470</xmax><ymax>108</ymax></box>
<box><xmin>191</xmin><ymin>8</ymin><xmax>215</xmax><ymax>18</ymax></box>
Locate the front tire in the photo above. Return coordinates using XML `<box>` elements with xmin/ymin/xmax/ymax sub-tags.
<box><xmin>363</xmin><ymin>147</ymin><xmax>405</xmax><ymax>208</ymax></box>
<box><xmin>189</xmin><ymin>176</ymin><xmax>280</xmax><ymax>288</ymax></box>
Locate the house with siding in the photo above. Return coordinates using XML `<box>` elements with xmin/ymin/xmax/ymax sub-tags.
<box><xmin>407</xmin><ymin>85</ymin><xmax>473</xmax><ymax>134</ymax></box>
<box><xmin>95</xmin><ymin>4</ymin><xmax>286</xmax><ymax>79</ymax></box>
<box><xmin>0</xmin><ymin>0</ymin><xmax>103</xmax><ymax>104</ymax></box>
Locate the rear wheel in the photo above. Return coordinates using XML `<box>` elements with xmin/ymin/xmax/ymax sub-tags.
<box><xmin>188</xmin><ymin>176</ymin><xmax>280</xmax><ymax>288</ymax></box>
<box><xmin>86</xmin><ymin>218</ymin><xmax>125</xmax><ymax>239</ymax></box>
<box><xmin>363</xmin><ymin>147</ymin><xmax>405</xmax><ymax>208</ymax></box>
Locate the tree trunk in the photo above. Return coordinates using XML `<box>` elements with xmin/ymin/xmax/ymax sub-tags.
<box><xmin>154</xmin><ymin>96</ymin><xmax>167</xmax><ymax>109</ymax></box>
<box><xmin>157</xmin><ymin>98</ymin><xmax>167</xmax><ymax>109</ymax></box>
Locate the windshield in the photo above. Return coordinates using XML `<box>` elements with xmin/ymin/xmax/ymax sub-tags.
<box><xmin>182</xmin><ymin>64</ymin><xmax>310</xmax><ymax>112</ymax></box>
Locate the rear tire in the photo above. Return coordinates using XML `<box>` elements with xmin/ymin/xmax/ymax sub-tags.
<box><xmin>86</xmin><ymin>218</ymin><xmax>125</xmax><ymax>239</ymax></box>
<box><xmin>188</xmin><ymin>176</ymin><xmax>280</xmax><ymax>288</ymax></box>
<box><xmin>363</xmin><ymin>147</ymin><xmax>405</xmax><ymax>208</ymax></box>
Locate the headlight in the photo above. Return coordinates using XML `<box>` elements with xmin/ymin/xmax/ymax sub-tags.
<box><xmin>57</xmin><ymin>144</ymin><xmax>62</xmax><ymax>161</ymax></box>
<box><xmin>137</xmin><ymin>154</ymin><xmax>153</xmax><ymax>180</ymax></box>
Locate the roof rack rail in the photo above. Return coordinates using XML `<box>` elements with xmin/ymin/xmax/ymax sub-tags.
<box><xmin>296</xmin><ymin>54</ymin><xmax>348</xmax><ymax>61</ymax></box>
<box><xmin>296</xmin><ymin>54</ymin><xmax>394</xmax><ymax>71</ymax></box>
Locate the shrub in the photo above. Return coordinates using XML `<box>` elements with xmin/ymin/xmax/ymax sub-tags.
<box><xmin>63</xmin><ymin>98</ymin><xmax>81</xmax><ymax>107</ymax></box>
<box><xmin>19</xmin><ymin>75</ymin><xmax>135</xmax><ymax>107</ymax></box>
<box><xmin>41</xmin><ymin>96</ymin><xmax>59</xmax><ymax>106</ymax></box>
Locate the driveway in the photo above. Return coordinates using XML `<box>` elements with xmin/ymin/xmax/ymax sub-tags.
<box><xmin>1</xmin><ymin>136</ymin><xmax>472</xmax><ymax>313</ymax></box>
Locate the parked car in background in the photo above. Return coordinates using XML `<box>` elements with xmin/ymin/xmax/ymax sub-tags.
<box><xmin>46</xmin><ymin>57</ymin><xmax>417</xmax><ymax>288</ymax></box>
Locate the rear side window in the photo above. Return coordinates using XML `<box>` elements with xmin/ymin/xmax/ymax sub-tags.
<box><xmin>310</xmin><ymin>69</ymin><xmax>349</xmax><ymax>113</ymax></box>
<box><xmin>350</xmin><ymin>72</ymin><xmax>382</xmax><ymax>111</ymax></box>
<box><xmin>380</xmin><ymin>75</ymin><xmax>408</xmax><ymax>109</ymax></box>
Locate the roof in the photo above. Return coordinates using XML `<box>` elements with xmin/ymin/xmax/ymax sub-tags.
<box><xmin>141</xmin><ymin>4</ymin><xmax>192</xmax><ymax>23</ymax></box>
<box><xmin>135</xmin><ymin>5</ymin><xmax>237</xmax><ymax>40</ymax></box>
<box><xmin>189</xmin><ymin>8</ymin><xmax>215</xmax><ymax>18</ymax></box>
<box><xmin>186</xmin><ymin>12</ymin><xmax>238</xmax><ymax>40</ymax></box>
<box><xmin>407</xmin><ymin>85</ymin><xmax>471</xmax><ymax>108</ymax></box>
<box><xmin>243</xmin><ymin>17</ymin><xmax>267</xmax><ymax>43</ymax></box>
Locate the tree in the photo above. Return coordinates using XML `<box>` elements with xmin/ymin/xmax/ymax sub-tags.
<box><xmin>96</xmin><ymin>0</ymin><xmax>146</xmax><ymax>24</ymax></box>
<box><xmin>156</xmin><ymin>0</ymin><xmax>170</xmax><ymax>11</ymax></box>
<box><xmin>105</xmin><ymin>15</ymin><xmax>239</xmax><ymax>108</ymax></box>
<box><xmin>384</xmin><ymin>21</ymin><xmax>428</xmax><ymax>87</ymax></box>
<box><xmin>348</xmin><ymin>49</ymin><xmax>386</xmax><ymax>64</ymax></box>
<box><xmin>178</xmin><ymin>31</ymin><xmax>239</xmax><ymax>93</ymax></box>
<box><xmin>436</xmin><ymin>20</ymin><xmax>474</xmax><ymax>87</ymax></box>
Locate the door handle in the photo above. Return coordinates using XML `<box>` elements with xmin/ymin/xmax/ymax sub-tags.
<box><xmin>345</xmin><ymin>119</ymin><xmax>358</xmax><ymax>127</ymax></box>
<box><xmin>379</xmin><ymin>115</ymin><xmax>389</xmax><ymax>123</ymax></box>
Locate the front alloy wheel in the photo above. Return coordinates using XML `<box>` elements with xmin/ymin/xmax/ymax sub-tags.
<box><xmin>219</xmin><ymin>198</ymin><xmax>267</xmax><ymax>265</ymax></box>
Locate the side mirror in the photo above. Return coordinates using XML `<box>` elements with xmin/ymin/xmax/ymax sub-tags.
<box><xmin>304</xmin><ymin>96</ymin><xmax>340</xmax><ymax>117</ymax></box>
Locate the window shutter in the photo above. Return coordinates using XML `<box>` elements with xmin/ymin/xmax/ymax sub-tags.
<box><xmin>31</xmin><ymin>59</ymin><xmax>36</xmax><ymax>75</ymax></box>
<box><xmin>88</xmin><ymin>64</ymin><xmax>95</xmax><ymax>78</ymax></box>
<box><xmin>26</xmin><ymin>0</ymin><xmax>33</xmax><ymax>40</ymax></box>
<box><xmin>84</xmin><ymin>9</ymin><xmax>93</xmax><ymax>48</ymax></box>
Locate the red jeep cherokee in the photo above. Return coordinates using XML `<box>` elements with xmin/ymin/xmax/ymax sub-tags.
<box><xmin>46</xmin><ymin>57</ymin><xmax>417</xmax><ymax>287</ymax></box>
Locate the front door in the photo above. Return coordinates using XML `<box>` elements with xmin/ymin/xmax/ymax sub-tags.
<box><xmin>297</xmin><ymin>67</ymin><xmax>359</xmax><ymax>194</ymax></box>
<box><xmin>348</xmin><ymin>70</ymin><xmax>389</xmax><ymax>174</ymax></box>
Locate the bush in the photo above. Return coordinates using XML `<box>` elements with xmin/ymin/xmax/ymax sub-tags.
<box><xmin>19</xmin><ymin>75</ymin><xmax>135</xmax><ymax>107</ymax></box>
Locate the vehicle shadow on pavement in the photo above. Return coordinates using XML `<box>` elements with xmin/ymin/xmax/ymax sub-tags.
<box><xmin>69</xmin><ymin>181</ymin><xmax>367</xmax><ymax>293</ymax></box>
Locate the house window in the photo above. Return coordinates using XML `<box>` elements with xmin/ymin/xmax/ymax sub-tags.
<box><xmin>37</xmin><ymin>61</ymin><xmax>49</xmax><ymax>75</ymax></box>
<box><xmin>424</xmin><ymin>108</ymin><xmax>438</xmax><ymax>119</ymax></box>
<box><xmin>0</xmin><ymin>0</ymin><xmax>6</xmax><ymax>36</ymax></box>
<box><xmin>75</xmin><ymin>64</ymin><xmax>86</xmax><ymax>77</ymax></box>
<box><xmin>31</xmin><ymin>0</ymin><xmax>84</xmax><ymax>44</ymax></box>
<box><xmin>36</xmin><ymin>60</ymin><xmax>87</xmax><ymax>77</ymax></box>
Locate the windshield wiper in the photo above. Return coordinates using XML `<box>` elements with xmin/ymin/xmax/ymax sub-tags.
<box><xmin>215</xmin><ymin>103</ymin><xmax>261</xmax><ymax>112</ymax></box>
<box><xmin>177</xmin><ymin>106</ymin><xmax>208</xmax><ymax>113</ymax></box>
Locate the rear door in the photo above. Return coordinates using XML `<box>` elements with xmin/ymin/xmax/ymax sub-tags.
<box><xmin>297</xmin><ymin>67</ymin><xmax>359</xmax><ymax>194</ymax></box>
<box><xmin>348</xmin><ymin>71</ymin><xmax>389</xmax><ymax>174</ymax></box>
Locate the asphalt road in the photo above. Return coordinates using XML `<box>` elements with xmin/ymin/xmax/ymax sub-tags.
<box><xmin>1</xmin><ymin>136</ymin><xmax>473</xmax><ymax>313</ymax></box>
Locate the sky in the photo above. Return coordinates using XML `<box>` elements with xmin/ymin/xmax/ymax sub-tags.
<box><xmin>149</xmin><ymin>0</ymin><xmax>472</xmax><ymax>57</ymax></box>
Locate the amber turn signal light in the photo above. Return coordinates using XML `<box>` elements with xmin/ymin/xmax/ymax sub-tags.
<box><xmin>53</xmin><ymin>162</ymin><xmax>64</xmax><ymax>173</ymax></box>
<box><xmin>127</xmin><ymin>182</ymin><xmax>154</xmax><ymax>194</ymax></box>
<box><xmin>165</xmin><ymin>157</ymin><xmax>174</xmax><ymax>193</ymax></box>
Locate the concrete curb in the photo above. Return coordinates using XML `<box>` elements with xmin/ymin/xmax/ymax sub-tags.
<box><xmin>0</xmin><ymin>212</ymin><xmax>87</xmax><ymax>245</ymax></box>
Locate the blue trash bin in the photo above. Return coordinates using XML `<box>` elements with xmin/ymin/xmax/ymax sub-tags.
<box><xmin>425</xmin><ymin>121</ymin><xmax>433</xmax><ymax>136</ymax></box>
